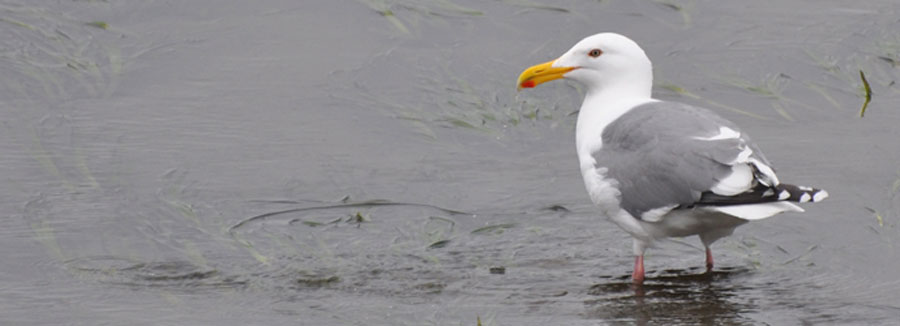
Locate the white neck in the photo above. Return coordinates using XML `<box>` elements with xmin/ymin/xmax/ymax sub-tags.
<box><xmin>575</xmin><ymin>84</ymin><xmax>655</xmax><ymax>165</ymax></box>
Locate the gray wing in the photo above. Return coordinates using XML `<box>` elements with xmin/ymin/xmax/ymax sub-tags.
<box><xmin>595</xmin><ymin>101</ymin><xmax>771</xmax><ymax>220</ymax></box>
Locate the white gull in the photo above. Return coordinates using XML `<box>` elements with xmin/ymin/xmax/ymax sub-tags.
<box><xmin>517</xmin><ymin>33</ymin><xmax>828</xmax><ymax>283</ymax></box>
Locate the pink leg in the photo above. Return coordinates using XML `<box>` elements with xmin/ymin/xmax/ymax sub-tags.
<box><xmin>705</xmin><ymin>247</ymin><xmax>714</xmax><ymax>273</ymax></box>
<box><xmin>632</xmin><ymin>255</ymin><xmax>645</xmax><ymax>284</ymax></box>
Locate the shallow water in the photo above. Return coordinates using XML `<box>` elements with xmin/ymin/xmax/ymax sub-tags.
<box><xmin>2</xmin><ymin>0</ymin><xmax>899</xmax><ymax>325</ymax></box>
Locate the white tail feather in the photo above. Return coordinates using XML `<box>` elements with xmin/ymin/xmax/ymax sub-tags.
<box><xmin>707</xmin><ymin>201</ymin><xmax>804</xmax><ymax>220</ymax></box>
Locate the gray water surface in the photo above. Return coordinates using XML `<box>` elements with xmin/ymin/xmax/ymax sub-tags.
<box><xmin>2</xmin><ymin>1</ymin><xmax>899</xmax><ymax>325</ymax></box>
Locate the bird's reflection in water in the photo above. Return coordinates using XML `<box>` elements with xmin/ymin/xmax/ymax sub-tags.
<box><xmin>584</xmin><ymin>266</ymin><xmax>757</xmax><ymax>325</ymax></box>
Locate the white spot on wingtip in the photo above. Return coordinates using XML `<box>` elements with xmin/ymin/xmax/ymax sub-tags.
<box><xmin>778</xmin><ymin>190</ymin><xmax>790</xmax><ymax>200</ymax></box>
<box><xmin>799</xmin><ymin>193</ymin><xmax>811</xmax><ymax>202</ymax></box>
<box><xmin>813</xmin><ymin>190</ymin><xmax>829</xmax><ymax>202</ymax></box>
<box><xmin>763</xmin><ymin>189</ymin><xmax>775</xmax><ymax>197</ymax></box>
<box><xmin>799</xmin><ymin>185</ymin><xmax>813</xmax><ymax>191</ymax></box>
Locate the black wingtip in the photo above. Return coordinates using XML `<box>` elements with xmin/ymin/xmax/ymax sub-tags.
<box><xmin>695</xmin><ymin>183</ymin><xmax>828</xmax><ymax>207</ymax></box>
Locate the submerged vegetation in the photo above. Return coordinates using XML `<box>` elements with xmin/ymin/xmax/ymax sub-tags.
<box><xmin>2</xmin><ymin>2</ymin><xmax>128</xmax><ymax>271</ymax></box>
<box><xmin>356</xmin><ymin>0</ymin><xmax>577</xmax><ymax>35</ymax></box>
<box><xmin>348</xmin><ymin>1</ymin><xmax>899</xmax><ymax>138</ymax></box>
<box><xmin>348</xmin><ymin>58</ymin><xmax>574</xmax><ymax>139</ymax></box>
<box><xmin>356</xmin><ymin>0</ymin><xmax>483</xmax><ymax>34</ymax></box>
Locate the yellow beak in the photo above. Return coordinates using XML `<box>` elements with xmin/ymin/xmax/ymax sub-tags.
<box><xmin>517</xmin><ymin>59</ymin><xmax>576</xmax><ymax>90</ymax></box>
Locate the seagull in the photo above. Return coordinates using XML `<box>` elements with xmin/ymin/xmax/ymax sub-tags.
<box><xmin>517</xmin><ymin>33</ymin><xmax>828</xmax><ymax>284</ymax></box>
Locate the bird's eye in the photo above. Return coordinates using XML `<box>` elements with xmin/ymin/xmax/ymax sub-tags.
<box><xmin>588</xmin><ymin>49</ymin><xmax>603</xmax><ymax>58</ymax></box>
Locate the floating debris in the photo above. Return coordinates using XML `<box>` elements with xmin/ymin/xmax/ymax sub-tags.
<box><xmin>86</xmin><ymin>21</ymin><xmax>108</xmax><ymax>30</ymax></box>
<box><xmin>300</xmin><ymin>220</ymin><xmax>324</xmax><ymax>227</ymax></box>
<box><xmin>471</xmin><ymin>223</ymin><xmax>516</xmax><ymax>234</ymax></box>
<box><xmin>859</xmin><ymin>70</ymin><xmax>872</xmax><ymax>117</ymax></box>
<box><xmin>347</xmin><ymin>212</ymin><xmax>370</xmax><ymax>225</ymax></box>
<box><xmin>877</xmin><ymin>56</ymin><xmax>898</xmax><ymax>67</ymax></box>
<box><xmin>489</xmin><ymin>266</ymin><xmax>506</xmax><ymax>274</ymax></box>
<box><xmin>427</xmin><ymin>239</ymin><xmax>451</xmax><ymax>249</ymax></box>
<box><xmin>542</xmin><ymin>204</ymin><xmax>570</xmax><ymax>212</ymax></box>
<box><xmin>502</xmin><ymin>0</ymin><xmax>569</xmax><ymax>12</ymax></box>
<box><xmin>413</xmin><ymin>282</ymin><xmax>445</xmax><ymax>294</ymax></box>
<box><xmin>295</xmin><ymin>275</ymin><xmax>340</xmax><ymax>288</ymax></box>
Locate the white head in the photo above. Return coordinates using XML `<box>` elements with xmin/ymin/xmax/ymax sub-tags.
<box><xmin>518</xmin><ymin>33</ymin><xmax>653</xmax><ymax>98</ymax></box>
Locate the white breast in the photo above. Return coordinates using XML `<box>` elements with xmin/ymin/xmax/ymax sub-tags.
<box><xmin>575</xmin><ymin>96</ymin><xmax>657</xmax><ymax>240</ymax></box>
<box><xmin>575</xmin><ymin>95</ymin><xmax>655</xmax><ymax>212</ymax></box>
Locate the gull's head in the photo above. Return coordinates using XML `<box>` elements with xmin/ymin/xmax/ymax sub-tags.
<box><xmin>517</xmin><ymin>33</ymin><xmax>652</xmax><ymax>96</ymax></box>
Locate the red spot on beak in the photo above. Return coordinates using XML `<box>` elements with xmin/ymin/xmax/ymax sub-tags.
<box><xmin>520</xmin><ymin>80</ymin><xmax>536</xmax><ymax>88</ymax></box>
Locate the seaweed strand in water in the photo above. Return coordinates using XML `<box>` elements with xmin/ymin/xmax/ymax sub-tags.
<box><xmin>859</xmin><ymin>70</ymin><xmax>872</xmax><ymax>117</ymax></box>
